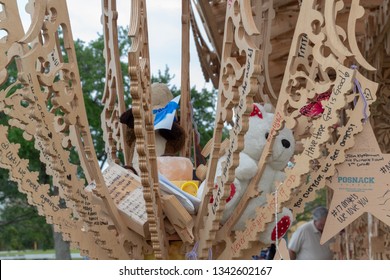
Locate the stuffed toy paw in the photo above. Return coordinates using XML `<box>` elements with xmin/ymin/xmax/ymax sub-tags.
<box><xmin>259</xmin><ymin>207</ymin><xmax>293</xmax><ymax>244</ymax></box>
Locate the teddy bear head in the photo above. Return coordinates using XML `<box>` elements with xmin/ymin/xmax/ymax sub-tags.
<box><xmin>119</xmin><ymin>83</ymin><xmax>186</xmax><ymax>157</ymax></box>
<box><xmin>243</xmin><ymin>103</ymin><xmax>295</xmax><ymax>170</ymax></box>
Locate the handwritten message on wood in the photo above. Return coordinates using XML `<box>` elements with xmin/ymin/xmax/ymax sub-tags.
<box><xmin>322</xmin><ymin>122</ymin><xmax>390</xmax><ymax>243</ymax></box>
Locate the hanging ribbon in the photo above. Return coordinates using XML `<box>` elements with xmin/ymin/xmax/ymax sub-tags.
<box><xmin>185</xmin><ymin>241</ymin><xmax>199</xmax><ymax>260</ymax></box>
<box><xmin>185</xmin><ymin>241</ymin><xmax>213</xmax><ymax>260</ymax></box>
<box><xmin>351</xmin><ymin>65</ymin><xmax>368</xmax><ymax>123</ymax></box>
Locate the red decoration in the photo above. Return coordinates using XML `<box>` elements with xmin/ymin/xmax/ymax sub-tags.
<box><xmin>209</xmin><ymin>183</ymin><xmax>236</xmax><ymax>204</ymax></box>
<box><xmin>299</xmin><ymin>89</ymin><xmax>332</xmax><ymax>117</ymax></box>
<box><xmin>250</xmin><ymin>105</ymin><xmax>263</xmax><ymax>119</ymax></box>
<box><xmin>271</xmin><ymin>216</ymin><xmax>291</xmax><ymax>241</ymax></box>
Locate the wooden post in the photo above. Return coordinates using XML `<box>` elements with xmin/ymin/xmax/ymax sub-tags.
<box><xmin>128</xmin><ymin>0</ymin><xmax>168</xmax><ymax>259</ymax></box>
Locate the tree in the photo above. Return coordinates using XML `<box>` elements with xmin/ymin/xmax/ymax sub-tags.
<box><xmin>0</xmin><ymin>60</ymin><xmax>54</xmax><ymax>251</ymax></box>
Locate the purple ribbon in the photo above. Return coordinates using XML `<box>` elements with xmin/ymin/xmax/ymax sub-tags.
<box><xmin>185</xmin><ymin>241</ymin><xmax>212</xmax><ymax>260</ymax></box>
<box><xmin>351</xmin><ymin>65</ymin><xmax>368</xmax><ymax>123</ymax></box>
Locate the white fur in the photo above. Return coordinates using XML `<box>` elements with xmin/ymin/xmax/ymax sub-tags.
<box><xmin>197</xmin><ymin>103</ymin><xmax>295</xmax><ymax>244</ymax></box>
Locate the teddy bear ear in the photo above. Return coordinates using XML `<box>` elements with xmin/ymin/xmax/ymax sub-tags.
<box><xmin>263</xmin><ymin>103</ymin><xmax>275</xmax><ymax>113</ymax></box>
<box><xmin>119</xmin><ymin>109</ymin><xmax>134</xmax><ymax>129</ymax></box>
<box><xmin>250</xmin><ymin>103</ymin><xmax>266</xmax><ymax>119</ymax></box>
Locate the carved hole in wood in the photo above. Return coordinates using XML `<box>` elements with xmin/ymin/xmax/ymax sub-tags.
<box><xmin>48</xmin><ymin>7</ymin><xmax>58</xmax><ymax>23</ymax></box>
<box><xmin>57</xmin><ymin>25</ymin><xmax>69</xmax><ymax>63</ymax></box>
<box><xmin>311</xmin><ymin>19</ymin><xmax>322</xmax><ymax>35</ymax></box>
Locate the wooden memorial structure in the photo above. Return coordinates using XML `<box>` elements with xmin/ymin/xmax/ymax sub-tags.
<box><xmin>0</xmin><ymin>0</ymin><xmax>389</xmax><ymax>259</ymax></box>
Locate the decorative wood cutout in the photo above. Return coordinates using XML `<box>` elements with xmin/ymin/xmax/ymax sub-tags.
<box><xmin>321</xmin><ymin>122</ymin><xmax>390</xmax><ymax>243</ymax></box>
<box><xmin>0</xmin><ymin>0</ymin><xmax>25</xmax><ymax>72</ymax></box>
<box><xmin>128</xmin><ymin>0</ymin><xmax>168</xmax><ymax>259</ymax></box>
<box><xmin>190</xmin><ymin>4</ymin><xmax>220</xmax><ymax>88</ymax></box>
<box><xmin>0</xmin><ymin>0</ymin><xmax>145</xmax><ymax>259</ymax></box>
<box><xmin>1</xmin><ymin>0</ymin><xmax>387</xmax><ymax>260</ymax></box>
<box><xmin>287</xmin><ymin>71</ymin><xmax>379</xmax><ymax>219</ymax></box>
<box><xmin>253</xmin><ymin>0</ymin><xmax>277</xmax><ymax>102</ymax></box>
<box><xmin>214</xmin><ymin>0</ymin><xmax>378</xmax><ymax>259</ymax></box>
<box><xmin>195</xmin><ymin>0</ymin><xmax>262</xmax><ymax>259</ymax></box>
<box><xmin>100</xmin><ymin>0</ymin><xmax>131</xmax><ymax>166</ymax></box>
<box><xmin>0</xmin><ymin>125</ymin><xmax>110</xmax><ymax>259</ymax></box>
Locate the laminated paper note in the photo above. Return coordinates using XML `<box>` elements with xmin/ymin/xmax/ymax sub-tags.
<box><xmin>87</xmin><ymin>163</ymin><xmax>149</xmax><ymax>237</ymax></box>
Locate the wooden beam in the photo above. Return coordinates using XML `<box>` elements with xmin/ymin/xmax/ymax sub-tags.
<box><xmin>196</xmin><ymin>0</ymin><xmax>224</xmax><ymax>59</ymax></box>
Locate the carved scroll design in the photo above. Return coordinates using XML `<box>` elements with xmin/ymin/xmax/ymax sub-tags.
<box><xmin>189</xmin><ymin>4</ymin><xmax>220</xmax><ymax>88</ymax></box>
<box><xmin>0</xmin><ymin>125</ymin><xmax>111</xmax><ymax>259</ymax></box>
<box><xmin>253</xmin><ymin>0</ymin><xmax>277</xmax><ymax>102</ymax></box>
<box><xmin>286</xmin><ymin>71</ymin><xmax>378</xmax><ymax>218</ymax></box>
<box><xmin>0</xmin><ymin>0</ymin><xmax>25</xmax><ymax>75</ymax></box>
<box><xmin>213</xmin><ymin>0</ymin><xmax>378</xmax><ymax>259</ymax></box>
<box><xmin>128</xmin><ymin>0</ymin><xmax>168</xmax><ymax>259</ymax></box>
<box><xmin>100</xmin><ymin>0</ymin><xmax>131</xmax><ymax>166</ymax></box>
<box><xmin>0</xmin><ymin>0</ymin><xmax>144</xmax><ymax>259</ymax></box>
<box><xmin>195</xmin><ymin>0</ymin><xmax>262</xmax><ymax>259</ymax></box>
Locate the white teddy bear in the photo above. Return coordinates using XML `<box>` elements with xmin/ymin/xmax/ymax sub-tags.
<box><xmin>198</xmin><ymin>103</ymin><xmax>295</xmax><ymax>245</ymax></box>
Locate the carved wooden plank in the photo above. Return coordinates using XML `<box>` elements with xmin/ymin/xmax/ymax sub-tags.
<box><xmin>253</xmin><ymin>0</ymin><xmax>277</xmax><ymax>102</ymax></box>
<box><xmin>190</xmin><ymin>6</ymin><xmax>220</xmax><ymax>88</ymax></box>
<box><xmin>0</xmin><ymin>0</ymin><xmax>25</xmax><ymax>72</ymax></box>
<box><xmin>0</xmin><ymin>125</ymin><xmax>110</xmax><ymax>259</ymax></box>
<box><xmin>100</xmin><ymin>0</ymin><xmax>132</xmax><ymax>166</ymax></box>
<box><xmin>287</xmin><ymin>72</ymin><xmax>378</xmax><ymax>218</ymax></box>
<box><xmin>128</xmin><ymin>0</ymin><xmax>168</xmax><ymax>259</ymax></box>
<box><xmin>216</xmin><ymin>0</ymin><xmax>378</xmax><ymax>259</ymax></box>
<box><xmin>195</xmin><ymin>0</ymin><xmax>262</xmax><ymax>259</ymax></box>
<box><xmin>194</xmin><ymin>0</ymin><xmax>224</xmax><ymax>60</ymax></box>
<box><xmin>1</xmin><ymin>0</ymin><xmax>144</xmax><ymax>259</ymax></box>
<box><xmin>180</xmin><ymin>0</ymin><xmax>193</xmax><ymax>159</ymax></box>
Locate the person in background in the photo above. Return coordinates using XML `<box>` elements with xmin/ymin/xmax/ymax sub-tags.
<box><xmin>288</xmin><ymin>206</ymin><xmax>333</xmax><ymax>260</ymax></box>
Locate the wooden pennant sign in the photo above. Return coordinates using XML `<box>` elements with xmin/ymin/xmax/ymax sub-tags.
<box><xmin>321</xmin><ymin>122</ymin><xmax>390</xmax><ymax>244</ymax></box>
<box><xmin>287</xmin><ymin>71</ymin><xmax>379</xmax><ymax>219</ymax></box>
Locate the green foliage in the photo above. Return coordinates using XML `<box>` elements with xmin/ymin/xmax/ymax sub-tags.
<box><xmin>189</xmin><ymin>87</ymin><xmax>217</xmax><ymax>147</ymax></box>
<box><xmin>0</xmin><ymin>194</ymin><xmax>53</xmax><ymax>250</ymax></box>
<box><xmin>295</xmin><ymin>188</ymin><xmax>328</xmax><ymax>222</ymax></box>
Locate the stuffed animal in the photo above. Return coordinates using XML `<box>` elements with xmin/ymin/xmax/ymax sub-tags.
<box><xmin>120</xmin><ymin>83</ymin><xmax>192</xmax><ymax>180</ymax></box>
<box><xmin>197</xmin><ymin>103</ymin><xmax>295</xmax><ymax>245</ymax></box>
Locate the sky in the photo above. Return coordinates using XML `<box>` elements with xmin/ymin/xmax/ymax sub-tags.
<box><xmin>15</xmin><ymin>0</ymin><xmax>214</xmax><ymax>90</ymax></box>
